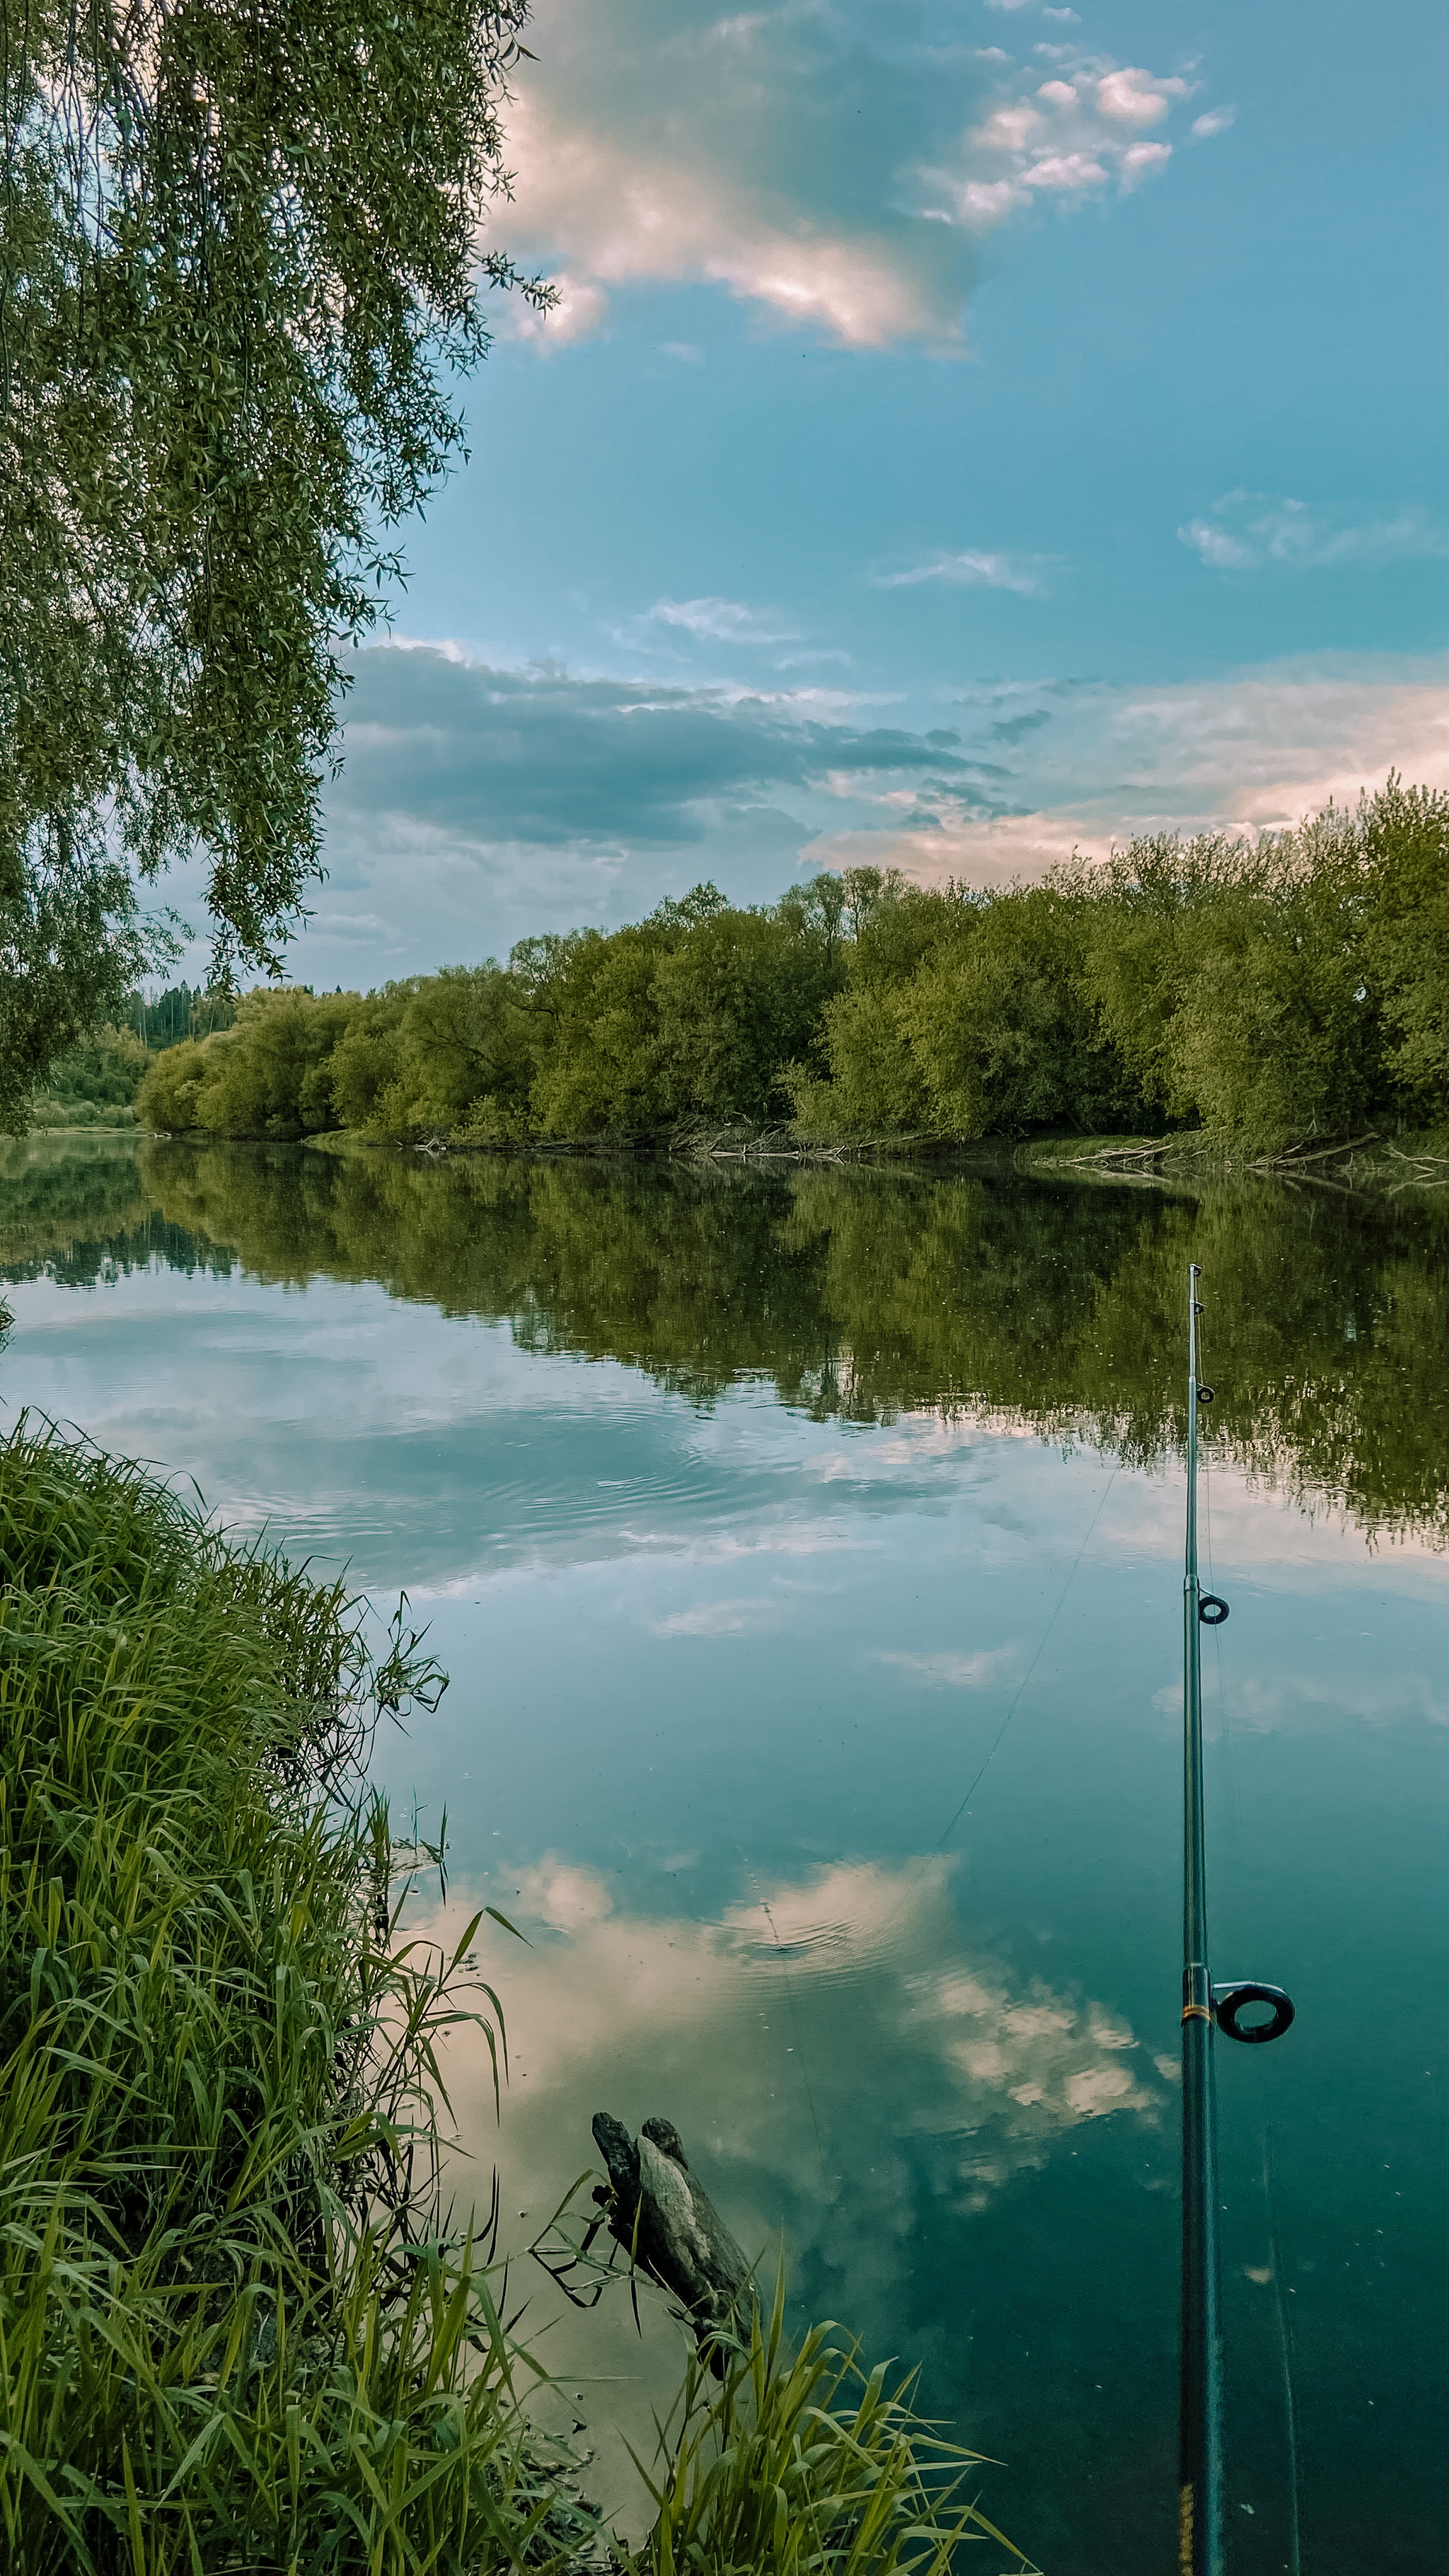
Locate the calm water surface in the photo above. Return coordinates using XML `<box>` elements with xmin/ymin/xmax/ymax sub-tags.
<box><xmin>2</xmin><ymin>1136</ymin><xmax>1445</xmax><ymax>2574</ymax></box>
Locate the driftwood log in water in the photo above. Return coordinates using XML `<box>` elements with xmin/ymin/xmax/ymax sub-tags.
<box><xmin>591</xmin><ymin>2112</ymin><xmax>754</xmax><ymax>2338</ymax></box>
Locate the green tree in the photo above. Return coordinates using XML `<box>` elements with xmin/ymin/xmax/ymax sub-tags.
<box><xmin>137</xmin><ymin>986</ymin><xmax>354</xmax><ymax>1136</ymax></box>
<box><xmin>375</xmin><ymin>964</ymin><xmax>536</xmax><ymax>1137</ymax></box>
<box><xmin>134</xmin><ymin>1034</ymin><xmax>212</xmax><ymax>1133</ymax></box>
<box><xmin>651</xmin><ymin>902</ymin><xmax>845</xmax><ymax>1125</ymax></box>
<box><xmin>1361</xmin><ymin>776</ymin><xmax>1449</xmax><ymax>1119</ymax></box>
<box><xmin>1070</xmin><ymin>819</ymin><xmax>1389</xmax><ymax>1142</ymax></box>
<box><xmin>325</xmin><ymin>985</ymin><xmax>415</xmax><ymax>1131</ymax></box>
<box><xmin>526</xmin><ymin>920</ymin><xmax>676</xmax><ymax>1135</ymax></box>
<box><xmin>31</xmin><ymin>1022</ymin><xmax>149</xmax><ymax>1124</ymax></box>
<box><xmin>1</xmin><ymin>0</ymin><xmax>548</xmax><ymax>1120</ymax></box>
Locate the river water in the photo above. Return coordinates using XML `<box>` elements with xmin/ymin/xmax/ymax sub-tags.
<box><xmin>2</xmin><ymin>1134</ymin><xmax>1445</xmax><ymax>2574</ymax></box>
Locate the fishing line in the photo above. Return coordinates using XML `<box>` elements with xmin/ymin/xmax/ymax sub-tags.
<box><xmin>734</xmin><ymin>1847</ymin><xmax>826</xmax><ymax>2158</ymax></box>
<box><xmin>758</xmin><ymin>1895</ymin><xmax>825</xmax><ymax>2158</ymax></box>
<box><xmin>923</xmin><ymin>1460</ymin><xmax>1121</xmax><ymax>1865</ymax></box>
<box><xmin>1262</xmin><ymin>2120</ymin><xmax>1305</xmax><ymax>2576</ymax></box>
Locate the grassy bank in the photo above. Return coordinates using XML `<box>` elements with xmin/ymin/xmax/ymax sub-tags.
<box><xmin>0</xmin><ymin>1423</ymin><xmax>1021</xmax><ymax>2572</ymax></box>
<box><xmin>0</xmin><ymin>1421</ymin><xmax>601</xmax><ymax>2572</ymax></box>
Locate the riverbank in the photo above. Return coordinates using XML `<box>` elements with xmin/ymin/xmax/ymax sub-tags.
<box><xmin>0</xmin><ymin>1421</ymin><xmax>611</xmax><ymax>2569</ymax></box>
<box><xmin>304</xmin><ymin>1116</ymin><xmax>1449</xmax><ymax>1195</ymax></box>
<box><xmin>0</xmin><ymin>1421</ymin><xmax>1018</xmax><ymax>2573</ymax></box>
<box><xmin>115</xmin><ymin>1114</ymin><xmax>1449</xmax><ymax>1201</ymax></box>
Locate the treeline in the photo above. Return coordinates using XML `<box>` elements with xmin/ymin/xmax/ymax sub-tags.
<box><xmin>136</xmin><ymin>780</ymin><xmax>1448</xmax><ymax>1148</ymax></box>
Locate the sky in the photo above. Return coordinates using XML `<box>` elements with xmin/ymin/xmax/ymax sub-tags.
<box><xmin>201</xmin><ymin>0</ymin><xmax>1449</xmax><ymax>989</ymax></box>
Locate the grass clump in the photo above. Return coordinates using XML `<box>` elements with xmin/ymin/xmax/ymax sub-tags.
<box><xmin>623</xmin><ymin>2272</ymin><xmax>1032</xmax><ymax>2576</ymax></box>
<box><xmin>0</xmin><ymin>1419</ymin><xmax>593</xmax><ymax>2574</ymax></box>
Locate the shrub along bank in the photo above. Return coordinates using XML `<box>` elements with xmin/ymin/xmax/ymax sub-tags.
<box><xmin>27</xmin><ymin>1024</ymin><xmax>149</xmax><ymax>1130</ymax></box>
<box><xmin>134</xmin><ymin>780</ymin><xmax>1449</xmax><ymax>1153</ymax></box>
<box><xmin>0</xmin><ymin>1423</ymin><xmax>1015</xmax><ymax>2574</ymax></box>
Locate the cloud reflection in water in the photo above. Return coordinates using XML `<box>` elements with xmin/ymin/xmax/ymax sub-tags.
<box><xmin>417</xmin><ymin>1852</ymin><xmax>1161</xmax><ymax>2529</ymax></box>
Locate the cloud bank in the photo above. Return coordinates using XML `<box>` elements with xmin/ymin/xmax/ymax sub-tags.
<box><xmin>814</xmin><ymin>657</ymin><xmax>1449</xmax><ymax>886</ymax></box>
<box><xmin>494</xmin><ymin>2</ymin><xmax>1221</xmax><ymax>349</ymax></box>
<box><xmin>331</xmin><ymin>645</ymin><xmax>989</xmax><ymax>859</ymax></box>
<box><xmin>301</xmin><ymin>644</ymin><xmax>1448</xmax><ymax>979</ymax></box>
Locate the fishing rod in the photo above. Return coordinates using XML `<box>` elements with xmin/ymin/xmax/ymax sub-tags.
<box><xmin>1179</xmin><ymin>1264</ymin><xmax>1295</xmax><ymax>2576</ymax></box>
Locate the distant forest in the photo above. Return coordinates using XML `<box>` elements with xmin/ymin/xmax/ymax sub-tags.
<box><xmin>123</xmin><ymin>986</ymin><xmax>238</xmax><ymax>1051</ymax></box>
<box><xmin>59</xmin><ymin>779</ymin><xmax>1449</xmax><ymax>1148</ymax></box>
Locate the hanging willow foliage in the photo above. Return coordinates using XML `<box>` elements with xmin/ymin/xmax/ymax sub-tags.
<box><xmin>0</xmin><ymin>0</ymin><xmax>548</xmax><ymax>1126</ymax></box>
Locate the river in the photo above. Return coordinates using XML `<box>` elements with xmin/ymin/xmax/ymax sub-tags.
<box><xmin>2</xmin><ymin>1133</ymin><xmax>1445</xmax><ymax>2574</ymax></box>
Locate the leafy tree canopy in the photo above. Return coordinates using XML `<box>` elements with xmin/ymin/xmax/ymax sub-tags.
<box><xmin>132</xmin><ymin>786</ymin><xmax>1449</xmax><ymax>1152</ymax></box>
<box><xmin>1</xmin><ymin>0</ymin><xmax>545</xmax><ymax>1128</ymax></box>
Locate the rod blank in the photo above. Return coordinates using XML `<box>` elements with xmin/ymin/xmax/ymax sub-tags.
<box><xmin>1178</xmin><ymin>1264</ymin><xmax>1295</xmax><ymax>2572</ymax></box>
<box><xmin>1180</xmin><ymin>1263</ymin><xmax>1221</xmax><ymax>2576</ymax></box>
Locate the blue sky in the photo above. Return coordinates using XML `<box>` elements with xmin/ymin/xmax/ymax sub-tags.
<box><xmin>250</xmin><ymin>0</ymin><xmax>1448</xmax><ymax>988</ymax></box>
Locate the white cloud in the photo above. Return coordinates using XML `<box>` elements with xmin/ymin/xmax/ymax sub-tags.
<box><xmin>925</xmin><ymin>52</ymin><xmax>1196</xmax><ymax>231</ymax></box>
<box><xmin>872</xmin><ymin>549</ymin><xmax>1047</xmax><ymax>596</ymax></box>
<box><xmin>646</xmin><ymin>596</ymin><xmax>800</xmax><ymax>643</ymax></box>
<box><xmin>1023</xmin><ymin>150</ymin><xmax>1110</xmax><ymax>191</ymax></box>
<box><xmin>308</xmin><ymin>910</ymin><xmax>393</xmax><ymax>939</ymax></box>
<box><xmin>654</xmin><ymin>1595</ymin><xmax>783</xmax><ymax>1635</ymax></box>
<box><xmin>499</xmin><ymin>53</ymin><xmax>962</xmax><ymax>350</ymax></box>
<box><xmin>1179</xmin><ymin>492</ymin><xmax>1449</xmax><ymax>574</ymax></box>
<box><xmin>1191</xmin><ymin>106</ymin><xmax>1237</xmax><ymax>139</ymax></box>
<box><xmin>492</xmin><ymin>3</ymin><xmax>1210</xmax><ymax>345</ymax></box>
<box><xmin>500</xmin><ymin>270</ymin><xmax>609</xmax><ymax>348</ymax></box>
<box><xmin>874</xmin><ymin>1646</ymin><xmax>1020</xmax><ymax>1687</ymax></box>
<box><xmin>1095</xmin><ymin>68</ymin><xmax>1188</xmax><ymax>125</ymax></box>
<box><xmin>1119</xmin><ymin>141</ymin><xmax>1174</xmax><ymax>190</ymax></box>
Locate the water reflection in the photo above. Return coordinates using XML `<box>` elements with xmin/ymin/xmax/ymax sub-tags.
<box><xmin>3</xmin><ymin>1131</ymin><xmax>1446</xmax><ymax>1543</ymax></box>
<box><xmin>461</xmin><ymin>1850</ymin><xmax>1161</xmax><ymax>2171</ymax></box>
<box><xmin>1</xmin><ymin>1135</ymin><xmax>1445</xmax><ymax>2574</ymax></box>
<box><xmin>420</xmin><ymin>1852</ymin><xmax>1162</xmax><ymax>2529</ymax></box>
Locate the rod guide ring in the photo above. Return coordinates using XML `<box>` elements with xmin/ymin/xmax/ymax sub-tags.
<box><xmin>1212</xmin><ymin>1982</ymin><xmax>1295</xmax><ymax>2045</ymax></box>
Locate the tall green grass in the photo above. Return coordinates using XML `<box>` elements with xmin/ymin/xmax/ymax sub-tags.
<box><xmin>0</xmin><ymin>1420</ymin><xmax>594</xmax><ymax>2574</ymax></box>
<box><xmin>623</xmin><ymin>2269</ymin><xmax>1034</xmax><ymax>2576</ymax></box>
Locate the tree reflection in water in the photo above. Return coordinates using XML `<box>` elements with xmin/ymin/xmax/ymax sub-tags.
<box><xmin>2</xmin><ymin>1134</ymin><xmax>1445</xmax><ymax>1547</ymax></box>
